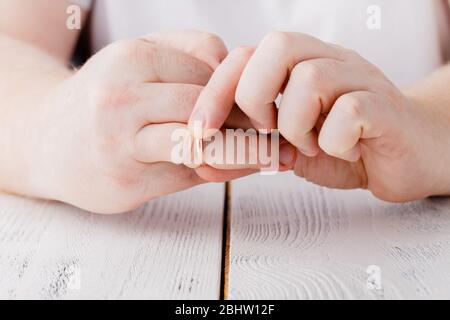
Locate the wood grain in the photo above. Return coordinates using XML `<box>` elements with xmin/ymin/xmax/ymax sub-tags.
<box><xmin>227</xmin><ymin>173</ymin><xmax>450</xmax><ymax>300</ymax></box>
<box><xmin>0</xmin><ymin>183</ymin><xmax>225</xmax><ymax>300</ymax></box>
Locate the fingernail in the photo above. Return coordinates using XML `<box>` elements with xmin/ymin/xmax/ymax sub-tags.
<box><xmin>189</xmin><ymin>110</ymin><xmax>206</xmax><ymax>139</ymax></box>
<box><xmin>279</xmin><ymin>143</ymin><xmax>296</xmax><ymax>166</ymax></box>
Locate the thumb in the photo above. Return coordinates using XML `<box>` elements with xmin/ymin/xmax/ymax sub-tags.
<box><xmin>143</xmin><ymin>30</ymin><xmax>228</xmax><ymax>71</ymax></box>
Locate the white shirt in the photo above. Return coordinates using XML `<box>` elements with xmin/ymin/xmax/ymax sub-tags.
<box><xmin>78</xmin><ymin>0</ymin><xmax>450</xmax><ymax>86</ymax></box>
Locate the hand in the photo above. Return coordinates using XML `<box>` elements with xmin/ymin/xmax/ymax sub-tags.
<box><xmin>189</xmin><ymin>32</ymin><xmax>450</xmax><ymax>202</ymax></box>
<box><xmin>28</xmin><ymin>31</ymin><xmax>253</xmax><ymax>214</ymax></box>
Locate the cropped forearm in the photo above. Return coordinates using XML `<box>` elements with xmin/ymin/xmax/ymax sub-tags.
<box><xmin>0</xmin><ymin>34</ymin><xmax>72</xmax><ymax>196</ymax></box>
<box><xmin>403</xmin><ymin>64</ymin><xmax>450</xmax><ymax>195</ymax></box>
<box><xmin>404</xmin><ymin>64</ymin><xmax>450</xmax><ymax>114</ymax></box>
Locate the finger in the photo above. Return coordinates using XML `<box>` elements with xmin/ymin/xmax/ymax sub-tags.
<box><xmin>132</xmin><ymin>83</ymin><xmax>253</xmax><ymax>128</ymax></box>
<box><xmin>133</xmin><ymin>123</ymin><xmax>296</xmax><ymax>173</ymax></box>
<box><xmin>97</xmin><ymin>39</ymin><xmax>214</xmax><ymax>85</ymax></box>
<box><xmin>318</xmin><ymin>92</ymin><xmax>386</xmax><ymax>162</ymax></box>
<box><xmin>235</xmin><ymin>32</ymin><xmax>344</xmax><ymax>130</ymax></box>
<box><xmin>279</xmin><ymin>59</ymin><xmax>374</xmax><ymax>157</ymax></box>
<box><xmin>134</xmin><ymin>83</ymin><xmax>203</xmax><ymax>125</ymax></box>
<box><xmin>292</xmin><ymin>150</ymin><xmax>367</xmax><ymax>190</ymax></box>
<box><xmin>133</xmin><ymin>123</ymin><xmax>189</xmax><ymax>164</ymax></box>
<box><xmin>202</xmin><ymin>130</ymin><xmax>296</xmax><ymax>172</ymax></box>
<box><xmin>143</xmin><ymin>31</ymin><xmax>228</xmax><ymax>70</ymax></box>
<box><xmin>195</xmin><ymin>166</ymin><xmax>258</xmax><ymax>183</ymax></box>
<box><xmin>140</xmin><ymin>162</ymin><xmax>204</xmax><ymax>199</ymax></box>
<box><xmin>188</xmin><ymin>46</ymin><xmax>255</xmax><ymax>139</ymax></box>
<box><xmin>223</xmin><ymin>105</ymin><xmax>254</xmax><ymax>131</ymax></box>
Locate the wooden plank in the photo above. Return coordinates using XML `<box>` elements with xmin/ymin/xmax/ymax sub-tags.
<box><xmin>227</xmin><ymin>173</ymin><xmax>450</xmax><ymax>299</ymax></box>
<box><xmin>0</xmin><ymin>183</ymin><xmax>225</xmax><ymax>299</ymax></box>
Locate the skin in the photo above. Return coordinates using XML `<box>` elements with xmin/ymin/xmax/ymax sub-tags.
<box><xmin>189</xmin><ymin>31</ymin><xmax>450</xmax><ymax>202</ymax></box>
<box><xmin>1</xmin><ymin>1</ymin><xmax>449</xmax><ymax>213</ymax></box>
<box><xmin>0</xmin><ymin>1</ymin><xmax>295</xmax><ymax>214</ymax></box>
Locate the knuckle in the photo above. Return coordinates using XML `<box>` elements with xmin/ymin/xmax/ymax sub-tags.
<box><xmin>106</xmin><ymin>39</ymin><xmax>156</xmax><ymax>65</ymax></box>
<box><xmin>294</xmin><ymin>62</ymin><xmax>324</xmax><ymax>85</ymax></box>
<box><xmin>232</xmin><ymin>45</ymin><xmax>255</xmax><ymax>58</ymax></box>
<box><xmin>364</xmin><ymin>62</ymin><xmax>384</xmax><ymax>79</ymax></box>
<box><xmin>105</xmin><ymin>40</ymin><xmax>133</xmax><ymax>59</ymax></box>
<box><xmin>262</xmin><ymin>31</ymin><xmax>293</xmax><ymax>50</ymax></box>
<box><xmin>341</xmin><ymin>48</ymin><xmax>360</xmax><ymax>59</ymax></box>
<box><xmin>177</xmin><ymin>85</ymin><xmax>202</xmax><ymax>111</ymax></box>
<box><xmin>336</xmin><ymin>95</ymin><xmax>363</xmax><ymax>119</ymax></box>
<box><xmin>380</xmin><ymin>82</ymin><xmax>402</xmax><ymax>104</ymax></box>
<box><xmin>189</xmin><ymin>32</ymin><xmax>228</xmax><ymax>63</ymax></box>
<box><xmin>235</xmin><ymin>91</ymin><xmax>260</xmax><ymax>112</ymax></box>
<box><xmin>279</xmin><ymin>125</ymin><xmax>300</xmax><ymax>145</ymax></box>
<box><xmin>197</xmin><ymin>32</ymin><xmax>223</xmax><ymax>47</ymax></box>
<box><xmin>91</xmin><ymin>83</ymin><xmax>137</xmax><ymax>110</ymax></box>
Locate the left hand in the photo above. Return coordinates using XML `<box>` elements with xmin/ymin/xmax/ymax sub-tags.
<box><xmin>189</xmin><ymin>32</ymin><xmax>450</xmax><ymax>202</ymax></box>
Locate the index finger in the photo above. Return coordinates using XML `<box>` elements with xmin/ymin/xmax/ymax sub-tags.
<box><xmin>95</xmin><ymin>31</ymin><xmax>229</xmax><ymax>86</ymax></box>
<box><xmin>235</xmin><ymin>32</ymin><xmax>344</xmax><ymax>130</ymax></box>
<box><xmin>188</xmin><ymin>46</ymin><xmax>255</xmax><ymax>139</ymax></box>
<box><xmin>143</xmin><ymin>30</ymin><xmax>228</xmax><ymax>70</ymax></box>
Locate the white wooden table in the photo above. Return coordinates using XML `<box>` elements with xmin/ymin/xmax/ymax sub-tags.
<box><xmin>1</xmin><ymin>173</ymin><xmax>450</xmax><ymax>300</ymax></box>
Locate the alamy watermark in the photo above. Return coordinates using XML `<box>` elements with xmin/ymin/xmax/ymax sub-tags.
<box><xmin>366</xmin><ymin>5</ymin><xmax>382</xmax><ymax>30</ymax></box>
<box><xmin>66</xmin><ymin>5</ymin><xmax>82</xmax><ymax>30</ymax></box>
<box><xmin>171</xmin><ymin>122</ymin><xmax>281</xmax><ymax>175</ymax></box>
<box><xmin>366</xmin><ymin>265</ymin><xmax>382</xmax><ymax>291</ymax></box>
<box><xmin>66</xmin><ymin>4</ymin><xmax>382</xmax><ymax>31</ymax></box>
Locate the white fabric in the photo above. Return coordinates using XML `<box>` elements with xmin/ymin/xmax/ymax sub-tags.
<box><xmin>71</xmin><ymin>0</ymin><xmax>92</xmax><ymax>10</ymax></box>
<box><xmin>88</xmin><ymin>0</ymin><xmax>450</xmax><ymax>86</ymax></box>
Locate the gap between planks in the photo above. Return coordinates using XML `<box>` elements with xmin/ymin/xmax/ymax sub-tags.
<box><xmin>220</xmin><ymin>181</ymin><xmax>232</xmax><ymax>300</ymax></box>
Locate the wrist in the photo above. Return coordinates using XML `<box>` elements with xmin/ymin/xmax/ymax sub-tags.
<box><xmin>404</xmin><ymin>93</ymin><xmax>450</xmax><ymax>197</ymax></box>
<box><xmin>1</xmin><ymin>80</ymin><xmax>69</xmax><ymax>201</ymax></box>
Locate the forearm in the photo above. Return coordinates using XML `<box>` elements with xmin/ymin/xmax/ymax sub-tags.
<box><xmin>0</xmin><ymin>34</ymin><xmax>73</xmax><ymax>197</ymax></box>
<box><xmin>403</xmin><ymin>64</ymin><xmax>450</xmax><ymax>195</ymax></box>
<box><xmin>404</xmin><ymin>64</ymin><xmax>450</xmax><ymax>115</ymax></box>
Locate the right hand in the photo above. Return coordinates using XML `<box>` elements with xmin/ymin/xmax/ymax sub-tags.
<box><xmin>27</xmin><ymin>31</ymin><xmax>252</xmax><ymax>214</ymax></box>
